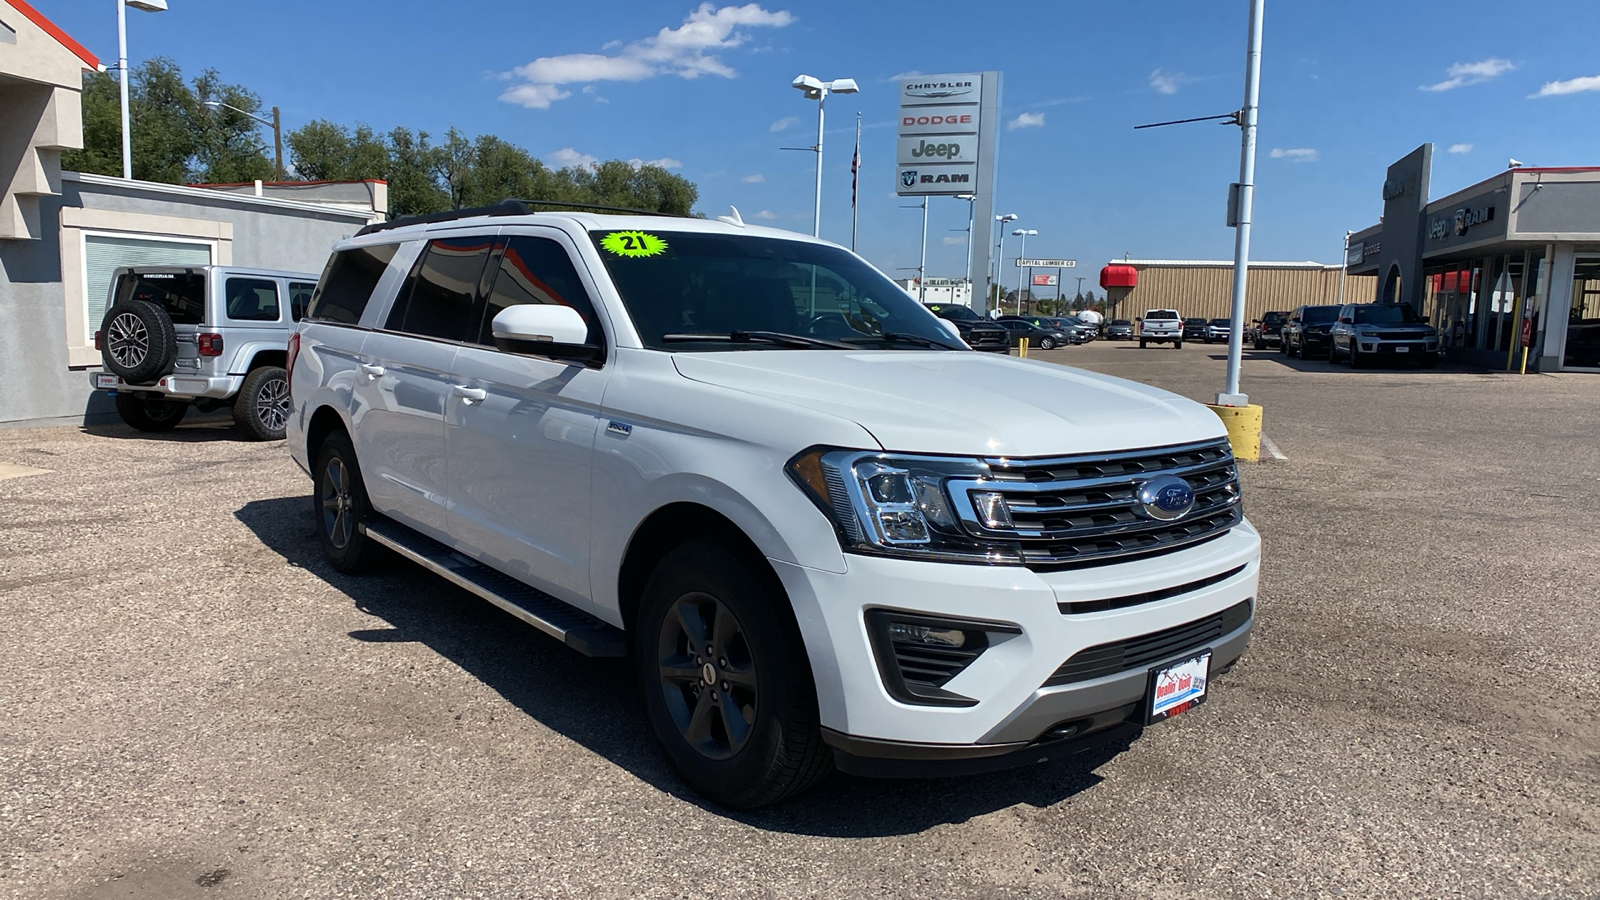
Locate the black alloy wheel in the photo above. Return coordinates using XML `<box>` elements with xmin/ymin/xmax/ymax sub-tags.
<box><xmin>314</xmin><ymin>431</ymin><xmax>379</xmax><ymax>573</ymax></box>
<box><xmin>656</xmin><ymin>593</ymin><xmax>760</xmax><ymax>760</ymax></box>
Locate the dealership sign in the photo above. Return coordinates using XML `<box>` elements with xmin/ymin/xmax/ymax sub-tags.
<box><xmin>1016</xmin><ymin>258</ymin><xmax>1076</xmax><ymax>268</ymax></box>
<box><xmin>897</xmin><ymin>73</ymin><xmax>988</xmax><ymax>197</ymax></box>
<box><xmin>1429</xmin><ymin>205</ymin><xmax>1495</xmax><ymax>240</ymax></box>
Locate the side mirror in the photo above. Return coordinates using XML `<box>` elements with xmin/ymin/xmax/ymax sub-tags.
<box><xmin>491</xmin><ymin>304</ymin><xmax>600</xmax><ymax>363</ymax></box>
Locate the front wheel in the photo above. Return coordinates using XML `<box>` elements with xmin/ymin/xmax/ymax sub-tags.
<box><xmin>635</xmin><ymin>538</ymin><xmax>831</xmax><ymax>808</ymax></box>
<box><xmin>233</xmin><ymin>366</ymin><xmax>290</xmax><ymax>441</ymax></box>
<box><xmin>114</xmin><ymin>393</ymin><xmax>188</xmax><ymax>432</ymax></box>
<box><xmin>1348</xmin><ymin>343</ymin><xmax>1362</xmax><ymax>369</ymax></box>
<box><xmin>1039</xmin><ymin>337</ymin><xmax>1056</xmax><ymax>350</ymax></box>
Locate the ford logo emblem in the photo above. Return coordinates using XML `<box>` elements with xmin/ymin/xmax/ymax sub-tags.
<box><xmin>1136</xmin><ymin>475</ymin><xmax>1195</xmax><ymax>521</ymax></box>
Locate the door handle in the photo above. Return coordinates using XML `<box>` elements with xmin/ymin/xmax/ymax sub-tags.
<box><xmin>452</xmin><ymin>385</ymin><xmax>488</xmax><ymax>404</ymax></box>
<box><xmin>359</xmin><ymin>363</ymin><xmax>385</xmax><ymax>379</ymax></box>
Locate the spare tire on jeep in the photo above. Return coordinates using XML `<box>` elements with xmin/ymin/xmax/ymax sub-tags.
<box><xmin>100</xmin><ymin>299</ymin><xmax>177</xmax><ymax>383</ymax></box>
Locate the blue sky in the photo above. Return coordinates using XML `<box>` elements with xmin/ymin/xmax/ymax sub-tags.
<box><xmin>39</xmin><ymin>0</ymin><xmax>1600</xmax><ymax>289</ymax></box>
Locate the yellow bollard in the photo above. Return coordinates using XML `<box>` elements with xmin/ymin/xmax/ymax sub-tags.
<box><xmin>1206</xmin><ymin>403</ymin><xmax>1263</xmax><ymax>461</ymax></box>
<box><xmin>1019</xmin><ymin>337</ymin><xmax>1028</xmax><ymax>358</ymax></box>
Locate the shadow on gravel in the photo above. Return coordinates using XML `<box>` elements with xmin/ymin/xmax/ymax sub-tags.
<box><xmin>235</xmin><ymin>495</ymin><xmax>1129</xmax><ymax>836</ymax></box>
<box><xmin>82</xmin><ymin>413</ymin><xmax>244</xmax><ymax>443</ymax></box>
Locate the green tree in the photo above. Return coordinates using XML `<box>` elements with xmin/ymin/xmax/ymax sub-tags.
<box><xmin>384</xmin><ymin>127</ymin><xmax>449</xmax><ymax>216</ymax></box>
<box><xmin>189</xmin><ymin>67</ymin><xmax>274</xmax><ymax>183</ymax></box>
<box><xmin>284</xmin><ymin>119</ymin><xmax>389</xmax><ymax>182</ymax></box>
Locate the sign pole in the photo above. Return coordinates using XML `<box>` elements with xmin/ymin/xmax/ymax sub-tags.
<box><xmin>1218</xmin><ymin>0</ymin><xmax>1264</xmax><ymax>408</ymax></box>
<box><xmin>918</xmin><ymin>196</ymin><xmax>928</xmax><ymax>303</ymax></box>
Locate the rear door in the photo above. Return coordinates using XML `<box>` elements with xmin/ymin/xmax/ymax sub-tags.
<box><xmin>217</xmin><ymin>274</ymin><xmax>284</xmax><ymax>377</ymax></box>
<box><xmin>444</xmin><ymin>231</ymin><xmax>611</xmax><ymax>607</ymax></box>
<box><xmin>354</xmin><ymin>233</ymin><xmax>495</xmax><ymax>540</ymax></box>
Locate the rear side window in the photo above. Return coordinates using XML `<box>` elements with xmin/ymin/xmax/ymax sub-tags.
<box><xmin>288</xmin><ymin>282</ymin><xmax>315</xmax><ymax>321</ymax></box>
<box><xmin>306</xmin><ymin>243</ymin><xmax>399</xmax><ymax>325</ymax></box>
<box><xmin>387</xmin><ymin>237</ymin><xmax>495</xmax><ymax>342</ymax></box>
<box><xmin>113</xmin><ymin>272</ymin><xmax>207</xmax><ymax>325</ymax></box>
<box><xmin>477</xmin><ymin>236</ymin><xmax>602</xmax><ymax>346</ymax></box>
<box><xmin>225</xmin><ymin>277</ymin><xmax>280</xmax><ymax>321</ymax></box>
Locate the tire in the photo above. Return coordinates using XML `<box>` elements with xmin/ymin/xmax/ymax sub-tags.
<box><xmin>100</xmin><ymin>300</ymin><xmax>177</xmax><ymax>383</ymax></box>
<box><xmin>1174</xmin><ymin>341</ymin><xmax>1182</xmax><ymax>350</ymax></box>
<box><xmin>1140</xmin><ymin>339</ymin><xmax>1148</xmax><ymax>349</ymax></box>
<box><xmin>233</xmin><ymin>366</ymin><xmax>290</xmax><ymax>441</ymax></box>
<box><xmin>1348</xmin><ymin>343</ymin><xmax>1362</xmax><ymax>369</ymax></box>
<box><xmin>1039</xmin><ymin>337</ymin><xmax>1056</xmax><ymax>350</ymax></box>
<box><xmin>635</xmin><ymin>538</ymin><xmax>831</xmax><ymax>809</ymax></box>
<box><xmin>313</xmin><ymin>430</ymin><xmax>380</xmax><ymax>574</ymax></box>
<box><xmin>114</xmin><ymin>393</ymin><xmax>188</xmax><ymax>431</ymax></box>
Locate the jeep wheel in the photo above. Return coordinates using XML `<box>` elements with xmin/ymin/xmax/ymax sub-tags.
<box><xmin>234</xmin><ymin>366</ymin><xmax>290</xmax><ymax>441</ymax></box>
<box><xmin>100</xmin><ymin>300</ymin><xmax>178</xmax><ymax>383</ymax></box>
<box><xmin>636</xmin><ymin>538</ymin><xmax>831</xmax><ymax>808</ymax></box>
<box><xmin>314</xmin><ymin>430</ymin><xmax>379</xmax><ymax>574</ymax></box>
<box><xmin>114</xmin><ymin>393</ymin><xmax>188</xmax><ymax>432</ymax></box>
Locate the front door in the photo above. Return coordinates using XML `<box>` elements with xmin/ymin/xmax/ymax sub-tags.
<box><xmin>1562</xmin><ymin>258</ymin><xmax>1600</xmax><ymax>371</ymax></box>
<box><xmin>445</xmin><ymin>232</ymin><xmax>611</xmax><ymax>609</ymax></box>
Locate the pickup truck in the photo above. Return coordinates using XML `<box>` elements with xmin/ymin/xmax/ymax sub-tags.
<box><xmin>1139</xmin><ymin>309</ymin><xmax>1183</xmax><ymax>349</ymax></box>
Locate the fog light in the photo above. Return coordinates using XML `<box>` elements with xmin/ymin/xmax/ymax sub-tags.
<box><xmin>970</xmin><ymin>490</ymin><xmax>1014</xmax><ymax>530</ymax></box>
<box><xmin>886</xmin><ymin>621</ymin><xmax>967</xmax><ymax>648</ymax></box>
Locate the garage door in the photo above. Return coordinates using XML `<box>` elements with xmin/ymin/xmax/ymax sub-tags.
<box><xmin>84</xmin><ymin>234</ymin><xmax>213</xmax><ymax>341</ymax></box>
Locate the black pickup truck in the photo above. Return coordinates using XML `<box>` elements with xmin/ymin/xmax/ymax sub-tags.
<box><xmin>924</xmin><ymin>303</ymin><xmax>1011</xmax><ymax>352</ymax></box>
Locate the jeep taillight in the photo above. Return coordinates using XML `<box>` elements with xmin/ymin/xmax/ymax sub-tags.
<box><xmin>93</xmin><ymin>330</ymin><xmax>103</xmax><ymax>351</ymax></box>
<box><xmin>198</xmin><ymin>333</ymin><xmax>224</xmax><ymax>356</ymax></box>
<box><xmin>285</xmin><ymin>331</ymin><xmax>300</xmax><ymax>392</ymax></box>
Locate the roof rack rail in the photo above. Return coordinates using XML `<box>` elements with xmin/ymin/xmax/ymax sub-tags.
<box><xmin>354</xmin><ymin>198</ymin><xmax>684</xmax><ymax>237</ymax></box>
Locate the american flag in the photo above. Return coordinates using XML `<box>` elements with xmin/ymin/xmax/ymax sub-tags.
<box><xmin>850</xmin><ymin>132</ymin><xmax>860</xmax><ymax>213</ymax></box>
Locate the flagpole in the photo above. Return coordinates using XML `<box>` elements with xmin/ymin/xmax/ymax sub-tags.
<box><xmin>850</xmin><ymin>112</ymin><xmax>861</xmax><ymax>252</ymax></box>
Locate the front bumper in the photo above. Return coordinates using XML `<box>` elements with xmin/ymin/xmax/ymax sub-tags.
<box><xmin>770</xmin><ymin>519</ymin><xmax>1260</xmax><ymax>765</ymax></box>
<box><xmin>90</xmin><ymin>370</ymin><xmax>243</xmax><ymax>400</ymax></box>
<box><xmin>1355</xmin><ymin>338</ymin><xmax>1440</xmax><ymax>357</ymax></box>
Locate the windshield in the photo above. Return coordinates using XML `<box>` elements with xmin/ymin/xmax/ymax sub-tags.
<box><xmin>1301</xmin><ymin>305</ymin><xmax>1339</xmax><ymax>324</ymax></box>
<box><xmin>1210</xmin><ymin>319</ymin><xmax>1230</xmax><ymax>327</ymax></box>
<box><xmin>1353</xmin><ymin>305</ymin><xmax>1424</xmax><ymax>325</ymax></box>
<box><xmin>589</xmin><ymin>230</ymin><xmax>964</xmax><ymax>351</ymax></box>
<box><xmin>1145</xmin><ymin>309</ymin><xmax>1179</xmax><ymax>320</ymax></box>
<box><xmin>113</xmin><ymin>271</ymin><xmax>207</xmax><ymax>325</ymax></box>
<box><xmin>1110</xmin><ymin>319</ymin><xmax>1131</xmax><ymax>326</ymax></box>
<box><xmin>1261</xmin><ymin>312</ymin><xmax>1288</xmax><ymax>325</ymax></box>
<box><xmin>928</xmin><ymin>304</ymin><xmax>980</xmax><ymax>321</ymax></box>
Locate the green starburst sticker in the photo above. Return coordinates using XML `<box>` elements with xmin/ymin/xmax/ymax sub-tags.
<box><xmin>600</xmin><ymin>231</ymin><xmax>668</xmax><ymax>258</ymax></box>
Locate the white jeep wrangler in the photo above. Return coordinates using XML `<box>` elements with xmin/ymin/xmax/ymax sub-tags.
<box><xmin>288</xmin><ymin>202</ymin><xmax>1259</xmax><ymax>807</ymax></box>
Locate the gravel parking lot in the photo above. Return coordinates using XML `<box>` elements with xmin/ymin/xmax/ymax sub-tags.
<box><xmin>2</xmin><ymin>343</ymin><xmax>1596</xmax><ymax>899</ymax></box>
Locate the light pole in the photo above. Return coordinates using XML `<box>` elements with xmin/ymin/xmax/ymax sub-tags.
<box><xmin>956</xmin><ymin>194</ymin><xmax>976</xmax><ymax>300</ymax></box>
<box><xmin>116</xmin><ymin>0</ymin><xmax>167</xmax><ymax>180</ymax></box>
<box><xmin>1012</xmin><ymin>228</ymin><xmax>1037</xmax><ymax>315</ymax></box>
<box><xmin>1076</xmin><ymin>275</ymin><xmax>1085</xmax><ymax>299</ymax></box>
<box><xmin>203</xmin><ymin>99</ymin><xmax>283</xmax><ymax>181</ymax></box>
<box><xmin>1336</xmin><ymin>229</ymin><xmax>1352</xmax><ymax>306</ymax></box>
<box><xmin>992</xmin><ymin>213</ymin><xmax>1017</xmax><ymax>314</ymax></box>
<box><xmin>790</xmin><ymin>74</ymin><xmax>859</xmax><ymax>238</ymax></box>
<box><xmin>1219</xmin><ymin>0</ymin><xmax>1264</xmax><ymax>408</ymax></box>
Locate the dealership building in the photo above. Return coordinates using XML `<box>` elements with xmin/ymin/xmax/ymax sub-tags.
<box><xmin>1345</xmin><ymin>144</ymin><xmax>1600</xmax><ymax>372</ymax></box>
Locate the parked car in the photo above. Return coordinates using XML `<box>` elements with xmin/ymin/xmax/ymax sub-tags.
<box><xmin>1250</xmin><ymin>310</ymin><xmax>1291</xmax><ymax>350</ymax></box>
<box><xmin>1330</xmin><ymin>303</ymin><xmax>1440</xmax><ymax>368</ymax></box>
<box><xmin>1281</xmin><ymin>304</ymin><xmax>1341</xmax><ymax>359</ymax></box>
<box><xmin>1138</xmin><ymin>308</ymin><xmax>1183</xmax><ymax>349</ymax></box>
<box><xmin>1105</xmin><ymin>319</ymin><xmax>1135</xmax><ymax>340</ymax></box>
<box><xmin>996</xmin><ymin>316</ymin><xmax>1071</xmax><ymax>350</ymax></box>
<box><xmin>1203</xmin><ymin>318</ymin><xmax>1231</xmax><ymax>344</ymax></box>
<box><xmin>288</xmin><ymin>202</ymin><xmax>1258</xmax><ymax>808</ymax></box>
<box><xmin>91</xmin><ymin>264</ymin><xmax>318</xmax><ymax>439</ymax></box>
<box><xmin>1182</xmin><ymin>317</ymin><xmax>1208</xmax><ymax>341</ymax></box>
<box><xmin>925</xmin><ymin>303</ymin><xmax>1010</xmax><ymax>352</ymax></box>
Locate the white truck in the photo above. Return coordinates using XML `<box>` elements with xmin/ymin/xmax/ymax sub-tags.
<box><xmin>1139</xmin><ymin>308</ymin><xmax>1183</xmax><ymax>349</ymax></box>
<box><xmin>287</xmin><ymin>202</ymin><xmax>1258</xmax><ymax>807</ymax></box>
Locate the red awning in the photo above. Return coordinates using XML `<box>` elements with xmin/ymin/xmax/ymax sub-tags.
<box><xmin>1100</xmin><ymin>265</ymin><xmax>1138</xmax><ymax>289</ymax></box>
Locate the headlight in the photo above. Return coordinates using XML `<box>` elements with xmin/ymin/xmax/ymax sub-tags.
<box><xmin>787</xmin><ymin>448</ymin><xmax>1023</xmax><ymax>564</ymax></box>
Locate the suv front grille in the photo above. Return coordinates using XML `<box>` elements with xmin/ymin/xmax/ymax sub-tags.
<box><xmin>956</xmin><ymin>439</ymin><xmax>1243</xmax><ymax>569</ymax></box>
<box><xmin>1044</xmin><ymin>599</ymin><xmax>1252</xmax><ymax>686</ymax></box>
<box><xmin>1373</xmin><ymin>331</ymin><xmax>1423</xmax><ymax>340</ymax></box>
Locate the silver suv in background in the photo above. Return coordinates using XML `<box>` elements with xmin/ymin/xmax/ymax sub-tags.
<box><xmin>92</xmin><ymin>265</ymin><xmax>317</xmax><ymax>439</ymax></box>
<box><xmin>1329</xmin><ymin>303</ymin><xmax>1440</xmax><ymax>368</ymax></box>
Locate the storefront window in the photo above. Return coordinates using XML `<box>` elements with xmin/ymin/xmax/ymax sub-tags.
<box><xmin>1564</xmin><ymin>258</ymin><xmax>1600</xmax><ymax>370</ymax></box>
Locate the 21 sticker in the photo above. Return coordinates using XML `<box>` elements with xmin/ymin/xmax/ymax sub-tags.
<box><xmin>600</xmin><ymin>231</ymin><xmax>668</xmax><ymax>258</ymax></box>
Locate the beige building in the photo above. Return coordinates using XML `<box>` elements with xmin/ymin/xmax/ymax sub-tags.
<box><xmin>1100</xmin><ymin>260</ymin><xmax>1376</xmax><ymax>322</ymax></box>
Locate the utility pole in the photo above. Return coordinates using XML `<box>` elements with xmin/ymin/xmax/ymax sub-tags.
<box><xmin>1218</xmin><ymin>0</ymin><xmax>1264</xmax><ymax>408</ymax></box>
<box><xmin>1336</xmin><ymin>229</ymin><xmax>1352</xmax><ymax>306</ymax></box>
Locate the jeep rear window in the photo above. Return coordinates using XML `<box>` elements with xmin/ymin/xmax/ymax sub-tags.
<box><xmin>1300</xmin><ymin>306</ymin><xmax>1340</xmax><ymax>324</ymax></box>
<box><xmin>307</xmin><ymin>243</ymin><xmax>399</xmax><ymax>325</ymax></box>
<box><xmin>113</xmin><ymin>272</ymin><xmax>206</xmax><ymax>325</ymax></box>
<box><xmin>589</xmin><ymin>230</ymin><xmax>961</xmax><ymax>351</ymax></box>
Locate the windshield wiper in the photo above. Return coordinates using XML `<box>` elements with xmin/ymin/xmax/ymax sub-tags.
<box><xmin>839</xmin><ymin>332</ymin><xmax>963</xmax><ymax>351</ymax></box>
<box><xmin>660</xmin><ymin>330</ymin><xmax>854</xmax><ymax>350</ymax></box>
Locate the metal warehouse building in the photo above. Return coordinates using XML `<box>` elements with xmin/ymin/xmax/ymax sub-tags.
<box><xmin>1099</xmin><ymin>260</ymin><xmax>1377</xmax><ymax>323</ymax></box>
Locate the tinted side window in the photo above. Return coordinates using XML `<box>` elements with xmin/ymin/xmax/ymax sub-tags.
<box><xmin>288</xmin><ymin>282</ymin><xmax>315</xmax><ymax>321</ymax></box>
<box><xmin>477</xmin><ymin>236</ymin><xmax>602</xmax><ymax>346</ymax></box>
<box><xmin>306</xmin><ymin>243</ymin><xmax>398</xmax><ymax>325</ymax></box>
<box><xmin>225</xmin><ymin>277</ymin><xmax>280</xmax><ymax>321</ymax></box>
<box><xmin>387</xmin><ymin>237</ymin><xmax>495</xmax><ymax>342</ymax></box>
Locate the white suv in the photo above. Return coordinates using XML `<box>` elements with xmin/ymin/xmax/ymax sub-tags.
<box><xmin>287</xmin><ymin>202</ymin><xmax>1259</xmax><ymax>807</ymax></box>
<box><xmin>1139</xmin><ymin>308</ymin><xmax>1183</xmax><ymax>349</ymax></box>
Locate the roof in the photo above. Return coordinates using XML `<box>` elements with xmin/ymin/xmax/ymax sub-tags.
<box><xmin>189</xmin><ymin>179</ymin><xmax>388</xmax><ymax>188</ymax></box>
<box><xmin>65</xmin><ymin>172</ymin><xmax>377</xmax><ymax>222</ymax></box>
<box><xmin>1109</xmin><ymin>259</ymin><xmax>1342</xmax><ymax>269</ymax></box>
<box><xmin>353</xmin><ymin>207</ymin><xmax>821</xmax><ymax>244</ymax></box>
<box><xmin>3</xmin><ymin>0</ymin><xmax>99</xmax><ymax>69</ymax></box>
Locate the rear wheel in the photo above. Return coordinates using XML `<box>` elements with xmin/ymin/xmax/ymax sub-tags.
<box><xmin>1174</xmin><ymin>340</ymin><xmax>1183</xmax><ymax>350</ymax></box>
<box><xmin>114</xmin><ymin>393</ymin><xmax>187</xmax><ymax>432</ymax></box>
<box><xmin>635</xmin><ymin>538</ymin><xmax>831</xmax><ymax>808</ymax></box>
<box><xmin>233</xmin><ymin>366</ymin><xmax>290</xmax><ymax>441</ymax></box>
<box><xmin>314</xmin><ymin>430</ymin><xmax>380</xmax><ymax>574</ymax></box>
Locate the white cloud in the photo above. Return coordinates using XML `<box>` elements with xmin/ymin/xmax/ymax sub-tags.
<box><xmin>1269</xmin><ymin>147</ymin><xmax>1318</xmax><ymax>162</ymax></box>
<box><xmin>1530</xmin><ymin>74</ymin><xmax>1600</xmax><ymax>97</ymax></box>
<box><xmin>1448</xmin><ymin>143</ymin><xmax>1473</xmax><ymax>154</ymax></box>
<box><xmin>1149</xmin><ymin>69</ymin><xmax>1190</xmax><ymax>95</ymax></box>
<box><xmin>501</xmin><ymin>3</ymin><xmax>795</xmax><ymax>109</ymax></box>
<box><xmin>1008</xmin><ymin>112</ymin><xmax>1045</xmax><ymax>130</ymax></box>
<box><xmin>546</xmin><ymin>147</ymin><xmax>599</xmax><ymax>170</ymax></box>
<box><xmin>1420</xmin><ymin>58</ymin><xmax>1515</xmax><ymax>92</ymax></box>
<box><xmin>628</xmin><ymin>156</ymin><xmax>683</xmax><ymax>169</ymax></box>
<box><xmin>741</xmin><ymin>173</ymin><xmax>765</xmax><ymax>182</ymax></box>
<box><xmin>753</xmin><ymin>209</ymin><xmax>777</xmax><ymax>220</ymax></box>
<box><xmin>941</xmin><ymin>236</ymin><xmax>965</xmax><ymax>245</ymax></box>
<box><xmin>769</xmin><ymin>116</ymin><xmax>799</xmax><ymax>132</ymax></box>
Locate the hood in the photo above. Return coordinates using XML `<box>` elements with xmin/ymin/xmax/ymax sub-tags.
<box><xmin>671</xmin><ymin>351</ymin><xmax>1225</xmax><ymax>457</ymax></box>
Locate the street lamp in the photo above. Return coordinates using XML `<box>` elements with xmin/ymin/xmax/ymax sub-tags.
<box><xmin>116</xmin><ymin>0</ymin><xmax>167</xmax><ymax>180</ymax></box>
<box><xmin>955</xmin><ymin>194</ymin><xmax>976</xmax><ymax>300</ymax></box>
<box><xmin>992</xmin><ymin>213</ymin><xmax>1017</xmax><ymax>314</ymax></box>
<box><xmin>1012</xmin><ymin>228</ymin><xmax>1037</xmax><ymax>315</ymax></box>
<box><xmin>203</xmin><ymin>99</ymin><xmax>283</xmax><ymax>181</ymax></box>
<box><xmin>790</xmin><ymin>74</ymin><xmax>859</xmax><ymax>238</ymax></box>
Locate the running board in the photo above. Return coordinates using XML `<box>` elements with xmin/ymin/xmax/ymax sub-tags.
<box><xmin>362</xmin><ymin>519</ymin><xmax>627</xmax><ymax>657</ymax></box>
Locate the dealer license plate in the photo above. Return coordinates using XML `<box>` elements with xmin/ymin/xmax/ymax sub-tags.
<box><xmin>94</xmin><ymin>373</ymin><xmax>118</xmax><ymax>389</ymax></box>
<box><xmin>1394</xmin><ymin>346</ymin><xmax>1410</xmax><ymax>353</ymax></box>
<box><xmin>1147</xmin><ymin>651</ymin><xmax>1211</xmax><ymax>724</ymax></box>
